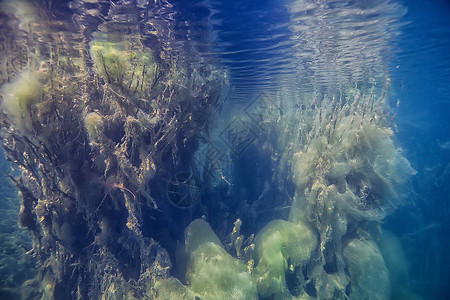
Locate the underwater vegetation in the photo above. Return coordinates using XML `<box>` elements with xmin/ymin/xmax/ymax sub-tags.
<box><xmin>0</xmin><ymin>0</ymin><xmax>427</xmax><ymax>299</ymax></box>
<box><xmin>284</xmin><ymin>88</ymin><xmax>417</xmax><ymax>299</ymax></box>
<box><xmin>0</xmin><ymin>0</ymin><xmax>224</xmax><ymax>298</ymax></box>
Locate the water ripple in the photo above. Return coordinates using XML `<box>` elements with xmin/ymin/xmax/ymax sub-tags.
<box><xmin>203</xmin><ymin>0</ymin><xmax>407</xmax><ymax>103</ymax></box>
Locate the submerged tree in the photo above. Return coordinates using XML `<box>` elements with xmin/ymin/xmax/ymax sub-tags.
<box><xmin>0</xmin><ymin>0</ymin><xmax>224</xmax><ymax>298</ymax></box>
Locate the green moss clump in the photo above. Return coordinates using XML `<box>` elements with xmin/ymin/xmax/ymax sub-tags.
<box><xmin>1</xmin><ymin>70</ymin><xmax>42</xmax><ymax>132</ymax></box>
<box><xmin>89</xmin><ymin>39</ymin><xmax>156</xmax><ymax>95</ymax></box>
<box><xmin>184</xmin><ymin>219</ymin><xmax>257</xmax><ymax>300</ymax></box>
<box><xmin>84</xmin><ymin>112</ymin><xmax>104</xmax><ymax>142</ymax></box>
<box><xmin>253</xmin><ymin>219</ymin><xmax>316</xmax><ymax>299</ymax></box>
<box><xmin>90</xmin><ymin>41</ymin><xmax>127</xmax><ymax>84</ymax></box>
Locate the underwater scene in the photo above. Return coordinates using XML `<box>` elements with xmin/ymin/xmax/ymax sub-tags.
<box><xmin>0</xmin><ymin>0</ymin><xmax>449</xmax><ymax>299</ymax></box>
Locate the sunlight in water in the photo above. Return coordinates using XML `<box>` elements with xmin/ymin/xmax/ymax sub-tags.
<box><xmin>0</xmin><ymin>0</ymin><xmax>448</xmax><ymax>299</ymax></box>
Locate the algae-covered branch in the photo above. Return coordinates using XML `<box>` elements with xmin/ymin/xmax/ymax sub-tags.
<box><xmin>0</xmin><ymin>0</ymin><xmax>224</xmax><ymax>298</ymax></box>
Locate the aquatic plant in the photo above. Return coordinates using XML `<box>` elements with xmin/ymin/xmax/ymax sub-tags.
<box><xmin>0</xmin><ymin>1</ymin><xmax>224</xmax><ymax>298</ymax></box>
<box><xmin>253</xmin><ymin>219</ymin><xmax>316</xmax><ymax>299</ymax></box>
<box><xmin>0</xmin><ymin>69</ymin><xmax>43</xmax><ymax>133</ymax></box>
<box><xmin>84</xmin><ymin>112</ymin><xmax>104</xmax><ymax>142</ymax></box>
<box><xmin>89</xmin><ymin>37</ymin><xmax>157</xmax><ymax>95</ymax></box>
<box><xmin>0</xmin><ymin>0</ymin><xmax>420</xmax><ymax>299</ymax></box>
<box><xmin>276</xmin><ymin>86</ymin><xmax>417</xmax><ymax>299</ymax></box>
<box><xmin>144</xmin><ymin>84</ymin><xmax>416</xmax><ymax>300</ymax></box>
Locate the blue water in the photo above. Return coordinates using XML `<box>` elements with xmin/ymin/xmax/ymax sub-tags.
<box><xmin>387</xmin><ymin>0</ymin><xmax>450</xmax><ymax>298</ymax></box>
<box><xmin>0</xmin><ymin>0</ymin><xmax>449</xmax><ymax>299</ymax></box>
